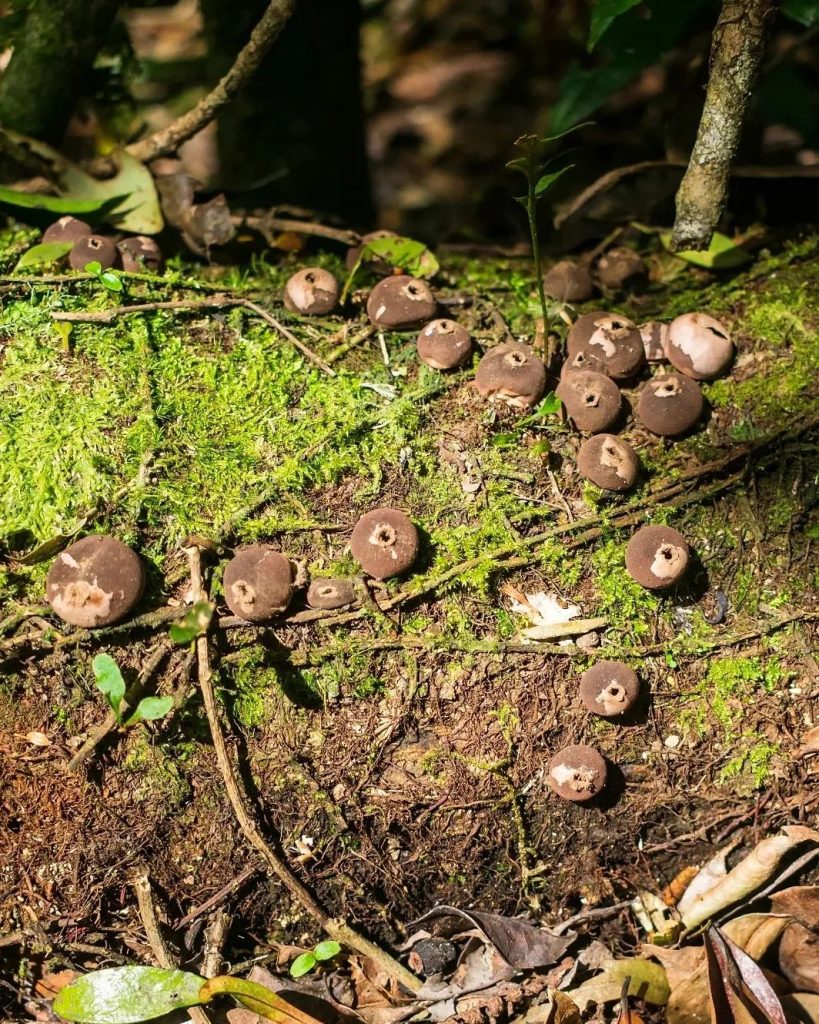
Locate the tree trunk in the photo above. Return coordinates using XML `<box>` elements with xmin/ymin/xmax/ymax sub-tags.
<box><xmin>0</xmin><ymin>0</ymin><xmax>121</xmax><ymax>146</ymax></box>
<box><xmin>670</xmin><ymin>0</ymin><xmax>780</xmax><ymax>251</ymax></box>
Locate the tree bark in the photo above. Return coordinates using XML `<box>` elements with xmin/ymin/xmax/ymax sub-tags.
<box><xmin>0</xmin><ymin>0</ymin><xmax>121</xmax><ymax>146</ymax></box>
<box><xmin>670</xmin><ymin>0</ymin><xmax>781</xmax><ymax>251</ymax></box>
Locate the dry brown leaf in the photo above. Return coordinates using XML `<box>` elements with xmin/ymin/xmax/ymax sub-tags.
<box><xmin>640</xmin><ymin>944</ymin><xmax>704</xmax><ymax>991</ymax></box>
<box><xmin>779</xmin><ymin>923</ymin><xmax>819</xmax><ymax>995</ymax></box>
<box><xmin>797</xmin><ymin>727</ymin><xmax>819</xmax><ymax>758</ymax></box>
<box><xmin>521</xmin><ymin>990</ymin><xmax>582</xmax><ymax>1024</ymax></box>
<box><xmin>704</xmin><ymin>926</ymin><xmax>787</xmax><ymax>1024</ymax></box>
<box><xmin>781</xmin><ymin>992</ymin><xmax>819</xmax><ymax>1023</ymax></box>
<box><xmin>677</xmin><ymin>843</ymin><xmax>737</xmax><ymax>917</ymax></box>
<box><xmin>566</xmin><ymin>958</ymin><xmax>669</xmax><ymax>1012</ymax></box>
<box><xmin>770</xmin><ymin>887</ymin><xmax>819</xmax><ymax>930</ymax></box>
<box><xmin>34</xmin><ymin>969</ymin><xmax>76</xmax><ymax>1000</ymax></box>
<box><xmin>23</xmin><ymin>730</ymin><xmax>51</xmax><ymax>746</ymax></box>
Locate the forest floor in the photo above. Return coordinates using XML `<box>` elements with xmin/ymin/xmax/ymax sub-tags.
<box><xmin>0</xmin><ymin>223</ymin><xmax>817</xmax><ymax>1018</ymax></box>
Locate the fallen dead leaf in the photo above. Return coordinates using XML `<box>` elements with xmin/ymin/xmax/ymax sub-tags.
<box><xmin>779</xmin><ymin>923</ymin><xmax>819</xmax><ymax>995</ymax></box>
<box><xmin>677</xmin><ymin>842</ymin><xmax>738</xmax><ymax>917</ymax></box>
<box><xmin>781</xmin><ymin>992</ymin><xmax>819</xmax><ymax>1023</ymax></box>
<box><xmin>770</xmin><ymin>887</ymin><xmax>819</xmax><ymax>930</ymax></box>
<box><xmin>797</xmin><ymin>727</ymin><xmax>819</xmax><ymax>758</ymax></box>
<box><xmin>704</xmin><ymin>926</ymin><xmax>787</xmax><ymax>1024</ymax></box>
<box><xmin>566</xmin><ymin>957</ymin><xmax>670</xmax><ymax>1012</ymax></box>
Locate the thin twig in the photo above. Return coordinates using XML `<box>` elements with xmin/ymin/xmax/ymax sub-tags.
<box><xmin>177</xmin><ymin>866</ymin><xmax>259</xmax><ymax>929</ymax></box>
<box><xmin>240</xmin><ymin>298</ymin><xmax>335</xmax><ymax>375</ymax></box>
<box><xmin>243</xmin><ymin>213</ymin><xmax>360</xmax><ymax>247</ymax></box>
<box><xmin>201</xmin><ymin>911</ymin><xmax>230</xmax><ymax>979</ymax></box>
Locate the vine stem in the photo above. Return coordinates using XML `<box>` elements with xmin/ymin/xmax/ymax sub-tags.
<box><xmin>527</xmin><ymin>176</ymin><xmax>549</xmax><ymax>336</ymax></box>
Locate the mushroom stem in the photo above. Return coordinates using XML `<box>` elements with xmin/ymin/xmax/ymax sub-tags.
<box><xmin>670</xmin><ymin>0</ymin><xmax>780</xmax><ymax>251</ymax></box>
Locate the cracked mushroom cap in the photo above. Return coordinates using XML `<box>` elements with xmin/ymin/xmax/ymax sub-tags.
<box><xmin>542</xmin><ymin>260</ymin><xmax>594</xmax><ymax>303</ymax></box>
<box><xmin>306</xmin><ymin>577</ymin><xmax>357</xmax><ymax>610</ymax></box>
<box><xmin>69</xmin><ymin>234</ymin><xmax>120</xmax><ymax>271</ymax></box>
<box><xmin>223</xmin><ymin>545</ymin><xmax>295</xmax><ymax>621</ymax></box>
<box><xmin>350</xmin><ymin>508</ymin><xmax>419</xmax><ymax>579</ymax></box>
<box><xmin>577</xmin><ymin>434</ymin><xmax>639</xmax><ymax>491</ymax></box>
<box><xmin>626</xmin><ymin>525</ymin><xmax>690</xmax><ymax>589</ymax></box>
<box><xmin>666</xmin><ymin>312</ymin><xmax>733</xmax><ymax>380</ymax></box>
<box><xmin>567</xmin><ymin>312</ymin><xmax>645</xmax><ymax>380</ymax></box>
<box><xmin>416</xmin><ymin>318</ymin><xmax>472</xmax><ymax>370</ymax></box>
<box><xmin>42</xmin><ymin>216</ymin><xmax>92</xmax><ymax>245</ymax></box>
<box><xmin>284</xmin><ymin>267</ymin><xmax>340</xmax><ymax>315</ymax></box>
<box><xmin>548</xmin><ymin>744</ymin><xmax>607</xmax><ymax>802</ymax></box>
<box><xmin>636</xmin><ymin>372</ymin><xmax>703</xmax><ymax>436</ymax></box>
<box><xmin>345</xmin><ymin>229</ymin><xmax>398</xmax><ymax>274</ymax></box>
<box><xmin>596</xmin><ymin>247</ymin><xmax>647</xmax><ymax>291</ymax></box>
<box><xmin>117</xmin><ymin>235</ymin><xmax>164</xmax><ymax>273</ymax></box>
<box><xmin>474</xmin><ymin>342</ymin><xmax>547</xmax><ymax>408</ymax></box>
<box><xmin>579</xmin><ymin>661</ymin><xmax>640</xmax><ymax>717</ymax></box>
<box><xmin>46</xmin><ymin>535</ymin><xmax>144</xmax><ymax>628</ymax></box>
<box><xmin>367</xmin><ymin>275</ymin><xmax>437</xmax><ymax>330</ymax></box>
<box><xmin>556</xmin><ymin>370</ymin><xmax>621</xmax><ymax>433</ymax></box>
<box><xmin>638</xmin><ymin>321</ymin><xmax>669</xmax><ymax>363</ymax></box>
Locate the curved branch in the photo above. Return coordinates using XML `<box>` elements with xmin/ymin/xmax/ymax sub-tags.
<box><xmin>127</xmin><ymin>0</ymin><xmax>296</xmax><ymax>164</ymax></box>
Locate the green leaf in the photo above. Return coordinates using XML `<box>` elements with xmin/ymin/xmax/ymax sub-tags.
<box><xmin>289</xmin><ymin>952</ymin><xmax>317</xmax><ymax>978</ymax></box>
<box><xmin>660</xmin><ymin>230</ymin><xmax>752</xmax><ymax>269</ymax></box>
<box><xmin>588</xmin><ymin>0</ymin><xmax>643</xmax><ymax>50</ymax></box>
<box><xmin>0</xmin><ymin>185</ymin><xmax>111</xmax><ymax>215</ymax></box>
<box><xmin>84</xmin><ymin>260</ymin><xmax>103</xmax><ymax>275</ymax></box>
<box><xmin>361</xmin><ymin>236</ymin><xmax>439</xmax><ymax>278</ymax></box>
<box><xmin>92</xmin><ymin>654</ymin><xmax>126</xmax><ymax>724</ymax></box>
<box><xmin>312</xmin><ymin>940</ymin><xmax>341</xmax><ymax>962</ymax></box>
<box><xmin>125</xmin><ymin>695</ymin><xmax>173</xmax><ymax>727</ymax></box>
<box><xmin>14</xmin><ymin>241</ymin><xmax>73</xmax><ymax>270</ymax></box>
<box><xmin>535</xmin><ymin>165</ymin><xmax>574</xmax><ymax>197</ymax></box>
<box><xmin>53</xmin><ymin>966</ymin><xmax>206</xmax><ymax>1023</ymax></box>
<box><xmin>99</xmin><ymin>271</ymin><xmax>124</xmax><ymax>292</ymax></box>
<box><xmin>782</xmin><ymin>0</ymin><xmax>819</xmax><ymax>25</ymax></box>
<box><xmin>491</xmin><ymin>432</ymin><xmax>518</xmax><ymax>449</ymax></box>
<box><xmin>169</xmin><ymin>601</ymin><xmax>214</xmax><ymax>645</ymax></box>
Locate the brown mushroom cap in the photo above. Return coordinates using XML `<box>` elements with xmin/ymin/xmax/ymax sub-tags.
<box><xmin>567</xmin><ymin>312</ymin><xmax>645</xmax><ymax>380</ymax></box>
<box><xmin>626</xmin><ymin>525</ymin><xmax>690</xmax><ymax>589</ymax></box>
<box><xmin>223</xmin><ymin>545</ymin><xmax>295</xmax><ymax>621</ymax></box>
<box><xmin>579</xmin><ymin>661</ymin><xmax>640</xmax><ymax>717</ymax></box>
<box><xmin>284</xmin><ymin>267</ymin><xmax>340</xmax><ymax>315</ymax></box>
<box><xmin>345</xmin><ymin>229</ymin><xmax>398</xmax><ymax>275</ymax></box>
<box><xmin>417</xmin><ymin>318</ymin><xmax>472</xmax><ymax>370</ymax></box>
<box><xmin>542</xmin><ymin>260</ymin><xmax>594</xmax><ymax>303</ymax></box>
<box><xmin>350</xmin><ymin>508</ymin><xmax>419</xmax><ymax>579</ymax></box>
<box><xmin>556</xmin><ymin>370</ymin><xmax>621</xmax><ymax>433</ymax></box>
<box><xmin>474</xmin><ymin>342</ymin><xmax>547</xmax><ymax>408</ymax></box>
<box><xmin>636</xmin><ymin>372</ymin><xmax>703</xmax><ymax>436</ymax></box>
<box><xmin>42</xmin><ymin>216</ymin><xmax>92</xmax><ymax>245</ymax></box>
<box><xmin>367</xmin><ymin>275</ymin><xmax>437</xmax><ymax>330</ymax></box>
<box><xmin>666</xmin><ymin>312</ymin><xmax>733</xmax><ymax>380</ymax></box>
<box><xmin>577</xmin><ymin>434</ymin><xmax>639</xmax><ymax>491</ymax></box>
<box><xmin>638</xmin><ymin>321</ymin><xmax>669</xmax><ymax>363</ymax></box>
<box><xmin>596</xmin><ymin>247</ymin><xmax>647</xmax><ymax>291</ymax></box>
<box><xmin>548</xmin><ymin>744</ymin><xmax>607</xmax><ymax>802</ymax></box>
<box><xmin>117</xmin><ymin>235</ymin><xmax>164</xmax><ymax>273</ymax></box>
<box><xmin>46</xmin><ymin>535</ymin><xmax>144</xmax><ymax>628</ymax></box>
<box><xmin>69</xmin><ymin>235</ymin><xmax>120</xmax><ymax>271</ymax></box>
<box><xmin>306</xmin><ymin>577</ymin><xmax>357</xmax><ymax>610</ymax></box>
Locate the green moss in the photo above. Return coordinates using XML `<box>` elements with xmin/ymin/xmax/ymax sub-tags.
<box><xmin>124</xmin><ymin>734</ymin><xmax>190</xmax><ymax>804</ymax></box>
<box><xmin>591</xmin><ymin>539</ymin><xmax>656</xmax><ymax>638</ymax></box>
<box><xmin>678</xmin><ymin>656</ymin><xmax>785</xmax><ymax>739</ymax></box>
<box><xmin>719</xmin><ymin>738</ymin><xmax>780</xmax><ymax>789</ymax></box>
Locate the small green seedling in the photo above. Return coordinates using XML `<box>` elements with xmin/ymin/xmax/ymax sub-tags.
<box><xmin>84</xmin><ymin>259</ymin><xmax>124</xmax><ymax>292</ymax></box>
<box><xmin>340</xmin><ymin>234</ymin><xmax>438</xmax><ymax>305</ymax></box>
<box><xmin>491</xmin><ymin>391</ymin><xmax>562</xmax><ymax>452</ymax></box>
<box><xmin>169</xmin><ymin>600</ymin><xmax>214</xmax><ymax>644</ymax></box>
<box><xmin>92</xmin><ymin>654</ymin><xmax>172</xmax><ymax>727</ymax></box>
<box><xmin>289</xmin><ymin>940</ymin><xmax>342</xmax><ymax>978</ymax></box>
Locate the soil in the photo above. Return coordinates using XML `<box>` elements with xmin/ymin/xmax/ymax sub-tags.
<box><xmin>0</xmin><ymin>225</ymin><xmax>817</xmax><ymax>1019</ymax></box>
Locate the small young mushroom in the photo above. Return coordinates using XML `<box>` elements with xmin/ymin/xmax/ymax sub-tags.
<box><xmin>42</xmin><ymin>216</ymin><xmax>92</xmax><ymax>245</ymax></box>
<box><xmin>596</xmin><ymin>247</ymin><xmax>647</xmax><ymax>291</ymax></box>
<box><xmin>567</xmin><ymin>312</ymin><xmax>645</xmax><ymax>380</ymax></box>
<box><xmin>417</xmin><ymin>318</ymin><xmax>472</xmax><ymax>370</ymax></box>
<box><xmin>69</xmin><ymin>234</ymin><xmax>120</xmax><ymax>271</ymax></box>
<box><xmin>636</xmin><ymin>372</ymin><xmax>704</xmax><ymax>436</ymax></box>
<box><xmin>626</xmin><ymin>525</ymin><xmax>690</xmax><ymax>589</ymax></box>
<box><xmin>577</xmin><ymin>434</ymin><xmax>639</xmax><ymax>491</ymax></box>
<box><xmin>556</xmin><ymin>370</ymin><xmax>621</xmax><ymax>433</ymax></box>
<box><xmin>474</xmin><ymin>342</ymin><xmax>546</xmax><ymax>408</ymax></box>
<box><xmin>542</xmin><ymin>260</ymin><xmax>594</xmax><ymax>303</ymax></box>
<box><xmin>666</xmin><ymin>312</ymin><xmax>733</xmax><ymax>380</ymax></box>
<box><xmin>638</xmin><ymin>321</ymin><xmax>669</xmax><ymax>363</ymax></box>
<box><xmin>284</xmin><ymin>267</ymin><xmax>340</xmax><ymax>315</ymax></box>
<box><xmin>366</xmin><ymin>275</ymin><xmax>437</xmax><ymax>329</ymax></box>
<box><xmin>46</xmin><ymin>535</ymin><xmax>144</xmax><ymax>628</ymax></box>
<box><xmin>117</xmin><ymin>235</ymin><xmax>164</xmax><ymax>273</ymax></box>
<box><xmin>345</xmin><ymin>229</ymin><xmax>398</xmax><ymax>275</ymax></box>
<box><xmin>306</xmin><ymin>577</ymin><xmax>357</xmax><ymax>610</ymax></box>
<box><xmin>222</xmin><ymin>545</ymin><xmax>295</xmax><ymax>621</ymax></box>
<box><xmin>548</xmin><ymin>744</ymin><xmax>607</xmax><ymax>802</ymax></box>
<box><xmin>579</xmin><ymin>661</ymin><xmax>640</xmax><ymax>717</ymax></box>
<box><xmin>350</xmin><ymin>508</ymin><xmax>419</xmax><ymax>579</ymax></box>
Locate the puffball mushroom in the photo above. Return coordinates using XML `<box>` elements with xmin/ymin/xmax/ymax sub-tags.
<box><xmin>367</xmin><ymin>275</ymin><xmax>437</xmax><ymax>329</ymax></box>
<box><xmin>284</xmin><ymin>267</ymin><xmax>340</xmax><ymax>315</ymax></box>
<box><xmin>666</xmin><ymin>312</ymin><xmax>733</xmax><ymax>380</ymax></box>
<box><xmin>117</xmin><ymin>235</ymin><xmax>164</xmax><ymax>273</ymax></box>
<box><xmin>596</xmin><ymin>247</ymin><xmax>647</xmax><ymax>291</ymax></box>
<box><xmin>69</xmin><ymin>234</ymin><xmax>120</xmax><ymax>271</ymax></box>
<box><xmin>42</xmin><ymin>216</ymin><xmax>91</xmax><ymax>245</ymax></box>
<box><xmin>579</xmin><ymin>661</ymin><xmax>640</xmax><ymax>717</ymax></box>
<box><xmin>567</xmin><ymin>312</ymin><xmax>645</xmax><ymax>380</ymax></box>
<box><xmin>577</xmin><ymin>434</ymin><xmax>639</xmax><ymax>491</ymax></box>
<box><xmin>351</xmin><ymin>508</ymin><xmax>419</xmax><ymax>580</ymax></box>
<box><xmin>626</xmin><ymin>525</ymin><xmax>690</xmax><ymax>589</ymax></box>
<box><xmin>306</xmin><ymin>578</ymin><xmax>356</xmax><ymax>610</ymax></box>
<box><xmin>548</xmin><ymin>744</ymin><xmax>607</xmax><ymax>802</ymax></box>
<box><xmin>46</xmin><ymin>535</ymin><xmax>144</xmax><ymax>628</ymax></box>
<box><xmin>474</xmin><ymin>342</ymin><xmax>547</xmax><ymax>408</ymax></box>
<box><xmin>345</xmin><ymin>229</ymin><xmax>398</xmax><ymax>275</ymax></box>
<box><xmin>416</xmin><ymin>318</ymin><xmax>472</xmax><ymax>370</ymax></box>
<box><xmin>638</xmin><ymin>321</ymin><xmax>668</xmax><ymax>363</ymax></box>
<box><xmin>556</xmin><ymin>370</ymin><xmax>621</xmax><ymax>433</ymax></box>
<box><xmin>542</xmin><ymin>260</ymin><xmax>594</xmax><ymax>303</ymax></box>
<box><xmin>222</xmin><ymin>545</ymin><xmax>295</xmax><ymax>621</ymax></box>
<box><xmin>636</xmin><ymin>372</ymin><xmax>704</xmax><ymax>437</ymax></box>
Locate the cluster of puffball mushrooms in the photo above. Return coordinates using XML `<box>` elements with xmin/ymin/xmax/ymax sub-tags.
<box><xmin>37</xmin><ymin>215</ymin><xmax>164</xmax><ymax>272</ymax></box>
<box><xmin>40</xmin><ymin>223</ymin><xmax>737</xmax><ymax>805</ymax></box>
